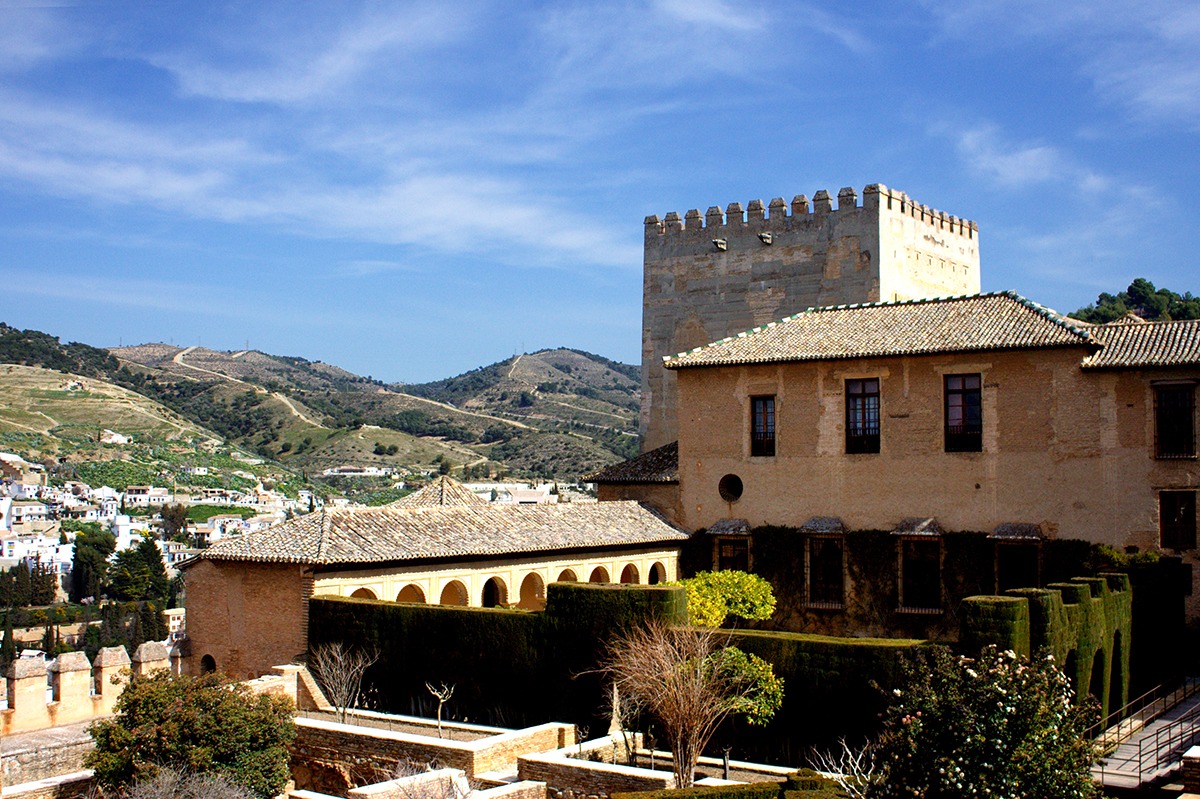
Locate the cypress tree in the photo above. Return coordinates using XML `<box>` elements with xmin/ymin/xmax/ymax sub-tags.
<box><xmin>0</xmin><ymin>614</ymin><xmax>15</xmax><ymax>667</ymax></box>
<box><xmin>13</xmin><ymin>564</ymin><xmax>31</xmax><ymax>607</ymax></box>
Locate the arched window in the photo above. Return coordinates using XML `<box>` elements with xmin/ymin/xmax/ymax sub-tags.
<box><xmin>649</xmin><ymin>562</ymin><xmax>667</xmax><ymax>585</ymax></box>
<box><xmin>482</xmin><ymin>577</ymin><xmax>508</xmax><ymax>608</ymax></box>
<box><xmin>557</xmin><ymin>569</ymin><xmax>578</xmax><ymax>582</ymax></box>
<box><xmin>620</xmin><ymin>564</ymin><xmax>639</xmax><ymax>584</ymax></box>
<box><xmin>200</xmin><ymin>654</ymin><xmax>216</xmax><ymax>674</ymax></box>
<box><xmin>439</xmin><ymin>580</ymin><xmax>468</xmax><ymax>606</ymax></box>
<box><xmin>351</xmin><ymin>587</ymin><xmax>377</xmax><ymax>600</ymax></box>
<box><xmin>396</xmin><ymin>584</ymin><xmax>426</xmax><ymax>604</ymax></box>
<box><xmin>589</xmin><ymin>566</ymin><xmax>610</xmax><ymax>584</ymax></box>
<box><xmin>518</xmin><ymin>573</ymin><xmax>545</xmax><ymax>610</ymax></box>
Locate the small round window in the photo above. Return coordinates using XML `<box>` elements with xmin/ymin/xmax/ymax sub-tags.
<box><xmin>718</xmin><ymin>474</ymin><xmax>744</xmax><ymax>502</ymax></box>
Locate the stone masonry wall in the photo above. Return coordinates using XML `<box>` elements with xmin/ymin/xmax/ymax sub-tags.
<box><xmin>641</xmin><ymin>184</ymin><xmax>980</xmax><ymax>451</ymax></box>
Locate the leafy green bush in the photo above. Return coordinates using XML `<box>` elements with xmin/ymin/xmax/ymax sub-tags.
<box><xmin>87</xmin><ymin>671</ymin><xmax>296</xmax><ymax>799</ymax></box>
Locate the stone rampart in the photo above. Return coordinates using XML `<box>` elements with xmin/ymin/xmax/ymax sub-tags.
<box><xmin>0</xmin><ymin>644</ymin><xmax>161</xmax><ymax>736</ymax></box>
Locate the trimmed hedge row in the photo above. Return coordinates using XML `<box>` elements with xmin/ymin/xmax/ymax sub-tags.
<box><xmin>309</xmin><ymin>584</ymin><xmax>926</xmax><ymax>754</ymax></box>
<box><xmin>309</xmin><ymin>583</ymin><xmax>687</xmax><ymax>729</ymax></box>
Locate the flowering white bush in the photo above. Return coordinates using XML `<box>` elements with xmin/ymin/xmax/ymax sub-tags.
<box><xmin>870</xmin><ymin>645</ymin><xmax>1098</xmax><ymax>799</ymax></box>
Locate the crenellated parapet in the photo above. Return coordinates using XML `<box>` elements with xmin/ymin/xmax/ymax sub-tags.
<box><xmin>645</xmin><ymin>184</ymin><xmax>978</xmax><ymax>242</ymax></box>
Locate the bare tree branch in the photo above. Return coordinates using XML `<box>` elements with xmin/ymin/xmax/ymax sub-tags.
<box><xmin>807</xmin><ymin>738</ymin><xmax>878</xmax><ymax>799</ymax></box>
<box><xmin>310</xmin><ymin>642</ymin><xmax>379</xmax><ymax>723</ymax></box>
<box><xmin>602</xmin><ymin>620</ymin><xmax>780</xmax><ymax>789</ymax></box>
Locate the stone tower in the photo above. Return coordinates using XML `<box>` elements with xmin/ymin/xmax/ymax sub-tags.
<box><xmin>640</xmin><ymin>184</ymin><xmax>981</xmax><ymax>451</ymax></box>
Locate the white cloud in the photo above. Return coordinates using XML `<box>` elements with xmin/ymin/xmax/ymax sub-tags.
<box><xmin>952</xmin><ymin>125</ymin><xmax>1112</xmax><ymax>191</ymax></box>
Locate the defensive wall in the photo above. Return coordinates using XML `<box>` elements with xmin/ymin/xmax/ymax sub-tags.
<box><xmin>640</xmin><ymin>184</ymin><xmax>981</xmax><ymax>450</ymax></box>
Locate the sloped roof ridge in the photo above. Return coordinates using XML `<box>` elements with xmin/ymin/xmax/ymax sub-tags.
<box><xmin>663</xmin><ymin>290</ymin><xmax>1094</xmax><ymax>364</ymax></box>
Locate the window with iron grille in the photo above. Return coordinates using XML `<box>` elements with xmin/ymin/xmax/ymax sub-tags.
<box><xmin>750</xmin><ymin>395</ymin><xmax>775</xmax><ymax>457</ymax></box>
<box><xmin>846</xmin><ymin>378</ymin><xmax>880</xmax><ymax>454</ymax></box>
<box><xmin>945</xmin><ymin>373</ymin><xmax>982</xmax><ymax>452</ymax></box>
<box><xmin>715</xmin><ymin>537</ymin><xmax>750</xmax><ymax>571</ymax></box>
<box><xmin>805</xmin><ymin>535</ymin><xmax>845</xmax><ymax>608</ymax></box>
<box><xmin>1161</xmin><ymin>490</ymin><xmax>1197</xmax><ymax>551</ymax></box>
<box><xmin>1155</xmin><ymin>384</ymin><xmax>1196</xmax><ymax>459</ymax></box>
<box><xmin>899</xmin><ymin>537</ymin><xmax>941</xmax><ymax>611</ymax></box>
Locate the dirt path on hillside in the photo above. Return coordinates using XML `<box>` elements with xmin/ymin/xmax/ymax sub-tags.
<box><xmin>172</xmin><ymin>347</ymin><xmax>329</xmax><ymax>429</ymax></box>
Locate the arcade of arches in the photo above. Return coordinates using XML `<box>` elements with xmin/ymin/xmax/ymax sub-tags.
<box><xmin>313</xmin><ymin>549</ymin><xmax>677</xmax><ymax>611</ymax></box>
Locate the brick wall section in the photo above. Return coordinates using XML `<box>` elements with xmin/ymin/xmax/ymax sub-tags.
<box><xmin>1183</xmin><ymin>746</ymin><xmax>1200</xmax><ymax>794</ymax></box>
<box><xmin>290</xmin><ymin>717</ymin><xmax>575</xmax><ymax>794</ymax></box>
<box><xmin>184</xmin><ymin>560</ymin><xmax>313</xmax><ymax>679</ymax></box>
<box><xmin>517</xmin><ymin>737</ymin><xmax>674</xmax><ymax>799</ymax></box>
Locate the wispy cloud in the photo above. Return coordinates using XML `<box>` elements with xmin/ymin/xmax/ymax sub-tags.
<box><xmin>920</xmin><ymin>0</ymin><xmax>1200</xmax><ymax>129</ymax></box>
<box><xmin>951</xmin><ymin>125</ymin><xmax>1112</xmax><ymax>191</ymax></box>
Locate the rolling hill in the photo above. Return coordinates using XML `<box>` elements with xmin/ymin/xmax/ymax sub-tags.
<box><xmin>0</xmin><ymin>322</ymin><xmax>640</xmax><ymax>482</ymax></box>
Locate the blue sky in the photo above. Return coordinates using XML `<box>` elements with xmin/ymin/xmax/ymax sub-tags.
<box><xmin>1</xmin><ymin>1</ymin><xmax>1198</xmax><ymax>383</ymax></box>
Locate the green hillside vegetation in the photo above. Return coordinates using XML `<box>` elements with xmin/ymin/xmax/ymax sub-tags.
<box><xmin>1070</xmin><ymin>277</ymin><xmax>1200</xmax><ymax>323</ymax></box>
<box><xmin>0</xmin><ymin>323</ymin><xmax>640</xmax><ymax>481</ymax></box>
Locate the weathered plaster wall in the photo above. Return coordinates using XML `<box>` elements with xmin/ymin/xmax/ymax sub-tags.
<box><xmin>674</xmin><ymin>349</ymin><xmax>1200</xmax><ymax>607</ymax></box>
<box><xmin>641</xmin><ymin>185</ymin><xmax>980</xmax><ymax>450</ymax></box>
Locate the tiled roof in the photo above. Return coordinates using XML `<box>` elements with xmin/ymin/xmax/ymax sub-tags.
<box><xmin>193</xmin><ymin>501</ymin><xmax>688</xmax><ymax>566</ymax></box>
<box><xmin>664</xmin><ymin>292</ymin><xmax>1097</xmax><ymax>369</ymax></box>
<box><xmin>585</xmin><ymin>441</ymin><xmax>679</xmax><ymax>484</ymax></box>
<box><xmin>1082</xmin><ymin>319</ymin><xmax>1200</xmax><ymax>369</ymax></box>
<box><xmin>388</xmin><ymin>475</ymin><xmax>487</xmax><ymax>508</ymax></box>
<box><xmin>892</xmin><ymin>518</ymin><xmax>943</xmax><ymax>537</ymax></box>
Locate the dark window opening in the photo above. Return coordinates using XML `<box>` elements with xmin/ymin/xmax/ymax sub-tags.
<box><xmin>846</xmin><ymin>378</ymin><xmax>880</xmax><ymax>454</ymax></box>
<box><xmin>751</xmin><ymin>396</ymin><xmax>776</xmax><ymax>456</ymax></box>
<box><xmin>200</xmin><ymin>654</ymin><xmax>216</xmax><ymax>674</ymax></box>
<box><xmin>945</xmin><ymin>373</ymin><xmax>982</xmax><ymax>452</ymax></box>
<box><xmin>900</xmin><ymin>538</ymin><xmax>941</xmax><ymax>611</ymax></box>
<box><xmin>1155</xmin><ymin>384</ymin><xmax>1196</xmax><ymax>459</ymax></box>
<box><xmin>806</xmin><ymin>536</ymin><xmax>845</xmax><ymax>608</ymax></box>
<box><xmin>715</xmin><ymin>537</ymin><xmax>749</xmax><ymax>572</ymax></box>
<box><xmin>1161</xmin><ymin>490</ymin><xmax>1197</xmax><ymax>551</ymax></box>
<box><xmin>996</xmin><ymin>542</ymin><xmax>1040</xmax><ymax>592</ymax></box>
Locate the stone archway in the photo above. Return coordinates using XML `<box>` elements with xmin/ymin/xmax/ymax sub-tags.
<box><xmin>518</xmin><ymin>573</ymin><xmax>546</xmax><ymax>610</ymax></box>
<box><xmin>482</xmin><ymin>577</ymin><xmax>508</xmax><ymax>608</ymax></box>
<box><xmin>396</xmin><ymin>584</ymin><xmax>426</xmax><ymax>604</ymax></box>
<box><xmin>649</xmin><ymin>562</ymin><xmax>666</xmax><ymax>585</ymax></box>
<box><xmin>351</xmin><ymin>587</ymin><xmax>377</xmax><ymax>600</ymax></box>
<box><xmin>557</xmin><ymin>569</ymin><xmax>578</xmax><ymax>582</ymax></box>
<box><xmin>589</xmin><ymin>566</ymin><xmax>610</xmax><ymax>584</ymax></box>
<box><xmin>620</xmin><ymin>564</ymin><xmax>639</xmax><ymax>584</ymax></box>
<box><xmin>439</xmin><ymin>580</ymin><xmax>468</xmax><ymax>606</ymax></box>
<box><xmin>200</xmin><ymin>654</ymin><xmax>216</xmax><ymax>674</ymax></box>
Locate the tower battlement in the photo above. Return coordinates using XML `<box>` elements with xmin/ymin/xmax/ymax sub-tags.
<box><xmin>644</xmin><ymin>185</ymin><xmax>977</xmax><ymax>242</ymax></box>
<box><xmin>639</xmin><ymin>183</ymin><xmax>982</xmax><ymax>451</ymax></box>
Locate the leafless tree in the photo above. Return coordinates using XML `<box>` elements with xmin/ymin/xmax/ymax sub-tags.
<box><xmin>127</xmin><ymin>769</ymin><xmax>255</xmax><ymax>799</ymax></box>
<box><xmin>309</xmin><ymin>642</ymin><xmax>379</xmax><ymax>723</ymax></box>
<box><xmin>807</xmin><ymin>739</ymin><xmax>879</xmax><ymax>799</ymax></box>
<box><xmin>425</xmin><ymin>682</ymin><xmax>455</xmax><ymax>738</ymax></box>
<box><xmin>602</xmin><ymin>621</ymin><xmax>777</xmax><ymax>789</ymax></box>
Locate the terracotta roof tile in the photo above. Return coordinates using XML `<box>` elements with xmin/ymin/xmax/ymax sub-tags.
<box><xmin>663</xmin><ymin>292</ymin><xmax>1096</xmax><ymax>369</ymax></box>
<box><xmin>388</xmin><ymin>475</ymin><xmax>487</xmax><ymax>508</ymax></box>
<box><xmin>1082</xmin><ymin>319</ymin><xmax>1200</xmax><ymax>369</ymax></box>
<box><xmin>585</xmin><ymin>442</ymin><xmax>678</xmax><ymax>484</ymax></box>
<box><xmin>195</xmin><ymin>501</ymin><xmax>687</xmax><ymax>566</ymax></box>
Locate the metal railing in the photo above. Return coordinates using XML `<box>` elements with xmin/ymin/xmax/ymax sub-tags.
<box><xmin>1088</xmin><ymin>677</ymin><xmax>1200</xmax><ymax>744</ymax></box>
<box><xmin>1092</xmin><ymin>677</ymin><xmax>1200</xmax><ymax>787</ymax></box>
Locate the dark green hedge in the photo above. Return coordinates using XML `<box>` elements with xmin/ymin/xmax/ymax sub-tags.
<box><xmin>958</xmin><ymin>596</ymin><xmax>1030</xmax><ymax>658</ymax></box>
<box><xmin>309</xmin><ymin>583</ymin><xmax>687</xmax><ymax>730</ymax></box>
